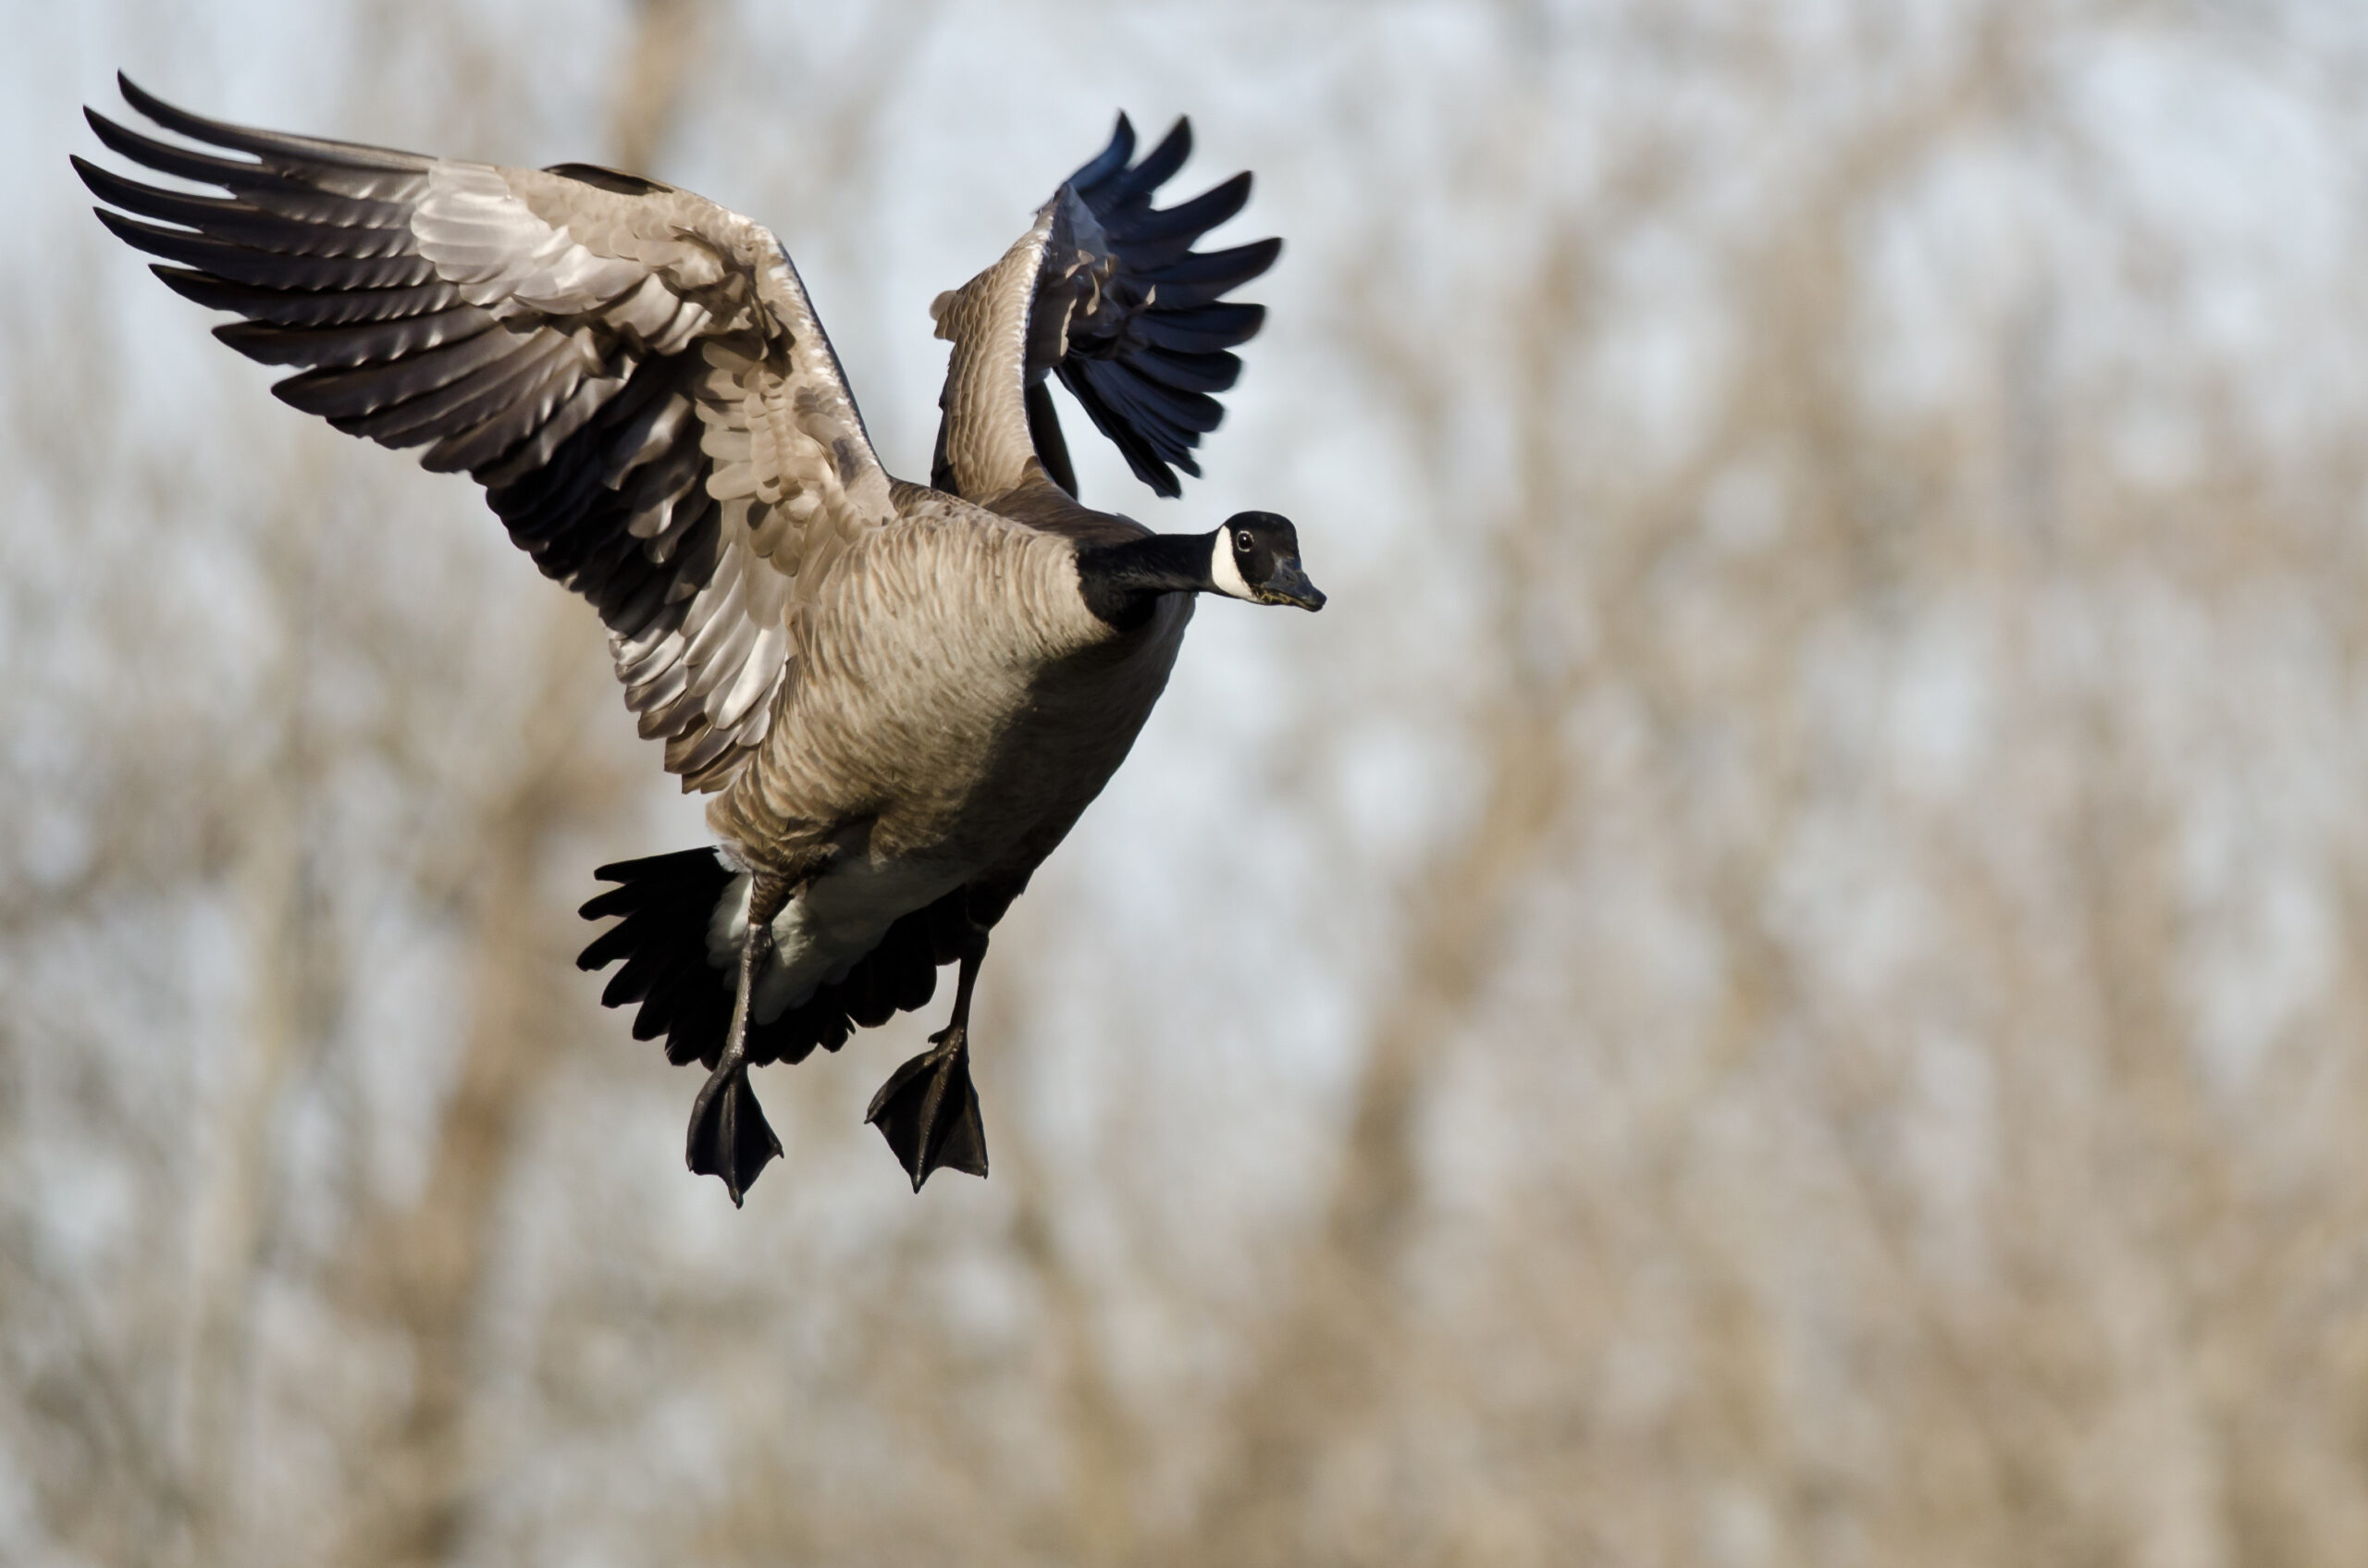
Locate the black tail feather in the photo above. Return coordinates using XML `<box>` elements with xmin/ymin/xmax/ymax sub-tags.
<box><xmin>579</xmin><ymin>847</ymin><xmax>735</xmax><ymax>1066</ymax></box>
<box><xmin>577</xmin><ymin>847</ymin><xmax>980</xmax><ymax>1073</ymax></box>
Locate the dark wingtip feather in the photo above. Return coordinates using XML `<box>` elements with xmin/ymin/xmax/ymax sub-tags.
<box><xmin>1061</xmin><ymin>360</ymin><xmax>1175</xmax><ymax>495</ymax></box>
<box><xmin>1068</xmin><ymin>112</ymin><xmax>1138</xmax><ymax>191</ymax></box>
<box><xmin>117</xmin><ymin>74</ymin><xmax>248</xmax><ymax>153</ymax></box>
<box><xmin>73</xmin><ymin>157</ymin><xmax>295</xmax><ymax>241</ymax></box>
<box><xmin>1130</xmin><ymin>347</ymin><xmax>1243</xmax><ymax>395</ymax></box>
<box><xmin>68</xmin><ymin>154</ymin><xmax>134</xmax><ymax>209</ymax></box>
<box><xmin>1104</xmin><ymin>117</ymin><xmax>1194</xmax><ymax>205</ymax></box>
<box><xmin>87</xmin><ymin>105</ymin><xmax>270</xmax><ymax>191</ymax></box>
<box><xmin>117</xmin><ymin>72</ymin><xmax>429</xmax><ymax>172</ymax></box>
<box><xmin>1144</xmin><ymin>235</ymin><xmax>1282</xmax><ymax>289</ymax></box>
<box><xmin>1137</xmin><ymin>301</ymin><xmax>1265</xmax><ymax>354</ymax></box>
<box><xmin>1162</xmin><ymin>169</ymin><xmax>1252</xmax><ymax>232</ymax></box>
<box><xmin>89</xmin><ymin>203</ymin><xmax>199</xmax><ymax>261</ymax></box>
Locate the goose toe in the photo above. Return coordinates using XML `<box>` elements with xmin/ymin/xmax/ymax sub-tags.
<box><xmin>686</xmin><ymin>1066</ymin><xmax>783</xmax><ymax>1207</ymax></box>
<box><xmin>866</xmin><ymin>1033</ymin><xmax>990</xmax><ymax>1191</ymax></box>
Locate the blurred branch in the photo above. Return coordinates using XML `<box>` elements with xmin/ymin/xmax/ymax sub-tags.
<box><xmin>329</xmin><ymin>602</ymin><xmax>627</xmax><ymax>1568</ymax></box>
<box><xmin>1181</xmin><ymin>216</ymin><xmax>1596</xmax><ymax>1568</ymax></box>
<box><xmin>613</xmin><ymin>0</ymin><xmax>710</xmax><ymax>174</ymax></box>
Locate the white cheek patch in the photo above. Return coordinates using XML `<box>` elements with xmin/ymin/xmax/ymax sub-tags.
<box><xmin>1209</xmin><ymin>533</ymin><xmax>1257</xmax><ymax>601</ymax></box>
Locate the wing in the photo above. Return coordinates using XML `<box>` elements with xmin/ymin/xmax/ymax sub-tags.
<box><xmin>74</xmin><ymin>75</ymin><xmax>898</xmax><ymax>793</ymax></box>
<box><xmin>929</xmin><ymin>115</ymin><xmax>1279</xmax><ymax>504</ymax></box>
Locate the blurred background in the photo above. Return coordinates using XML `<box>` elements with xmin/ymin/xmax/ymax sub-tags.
<box><xmin>7</xmin><ymin>1</ymin><xmax>2368</xmax><ymax>1563</ymax></box>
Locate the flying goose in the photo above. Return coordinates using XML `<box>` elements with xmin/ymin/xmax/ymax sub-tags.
<box><xmin>76</xmin><ymin>76</ymin><xmax>1318</xmax><ymax>1203</ymax></box>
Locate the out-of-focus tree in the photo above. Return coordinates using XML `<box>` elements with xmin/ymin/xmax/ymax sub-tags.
<box><xmin>9</xmin><ymin>3</ymin><xmax>2368</xmax><ymax>1567</ymax></box>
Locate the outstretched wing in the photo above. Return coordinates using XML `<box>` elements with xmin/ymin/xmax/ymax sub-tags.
<box><xmin>75</xmin><ymin>76</ymin><xmax>897</xmax><ymax>793</ymax></box>
<box><xmin>930</xmin><ymin>115</ymin><xmax>1278</xmax><ymax>505</ymax></box>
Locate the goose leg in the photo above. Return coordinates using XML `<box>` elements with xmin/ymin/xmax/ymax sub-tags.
<box><xmin>685</xmin><ymin>870</ymin><xmax>792</xmax><ymax>1206</ymax></box>
<box><xmin>866</xmin><ymin>929</ymin><xmax>991</xmax><ymax>1191</ymax></box>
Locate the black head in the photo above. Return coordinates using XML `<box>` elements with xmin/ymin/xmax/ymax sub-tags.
<box><xmin>1212</xmin><ymin>512</ymin><xmax>1325</xmax><ymax>611</ymax></box>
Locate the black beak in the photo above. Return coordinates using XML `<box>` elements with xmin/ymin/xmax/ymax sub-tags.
<box><xmin>1259</xmin><ymin>557</ymin><xmax>1326</xmax><ymax>611</ymax></box>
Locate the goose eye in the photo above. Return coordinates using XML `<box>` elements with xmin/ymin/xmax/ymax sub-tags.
<box><xmin>1235</xmin><ymin>530</ymin><xmax>1255</xmax><ymax>552</ymax></box>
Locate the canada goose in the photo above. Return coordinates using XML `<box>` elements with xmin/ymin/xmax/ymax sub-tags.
<box><xmin>77</xmin><ymin>76</ymin><xmax>1317</xmax><ymax>1203</ymax></box>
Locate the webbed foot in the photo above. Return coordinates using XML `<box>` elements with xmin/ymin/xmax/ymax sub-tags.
<box><xmin>686</xmin><ymin>1064</ymin><xmax>783</xmax><ymax>1207</ymax></box>
<box><xmin>865</xmin><ymin>1028</ymin><xmax>989</xmax><ymax>1191</ymax></box>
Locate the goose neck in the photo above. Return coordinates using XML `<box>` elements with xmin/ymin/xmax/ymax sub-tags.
<box><xmin>1074</xmin><ymin>531</ymin><xmax>1217</xmax><ymax>628</ymax></box>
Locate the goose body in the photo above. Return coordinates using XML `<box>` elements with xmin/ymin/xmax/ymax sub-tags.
<box><xmin>76</xmin><ymin>77</ymin><xmax>1317</xmax><ymax>1201</ymax></box>
<box><xmin>707</xmin><ymin>492</ymin><xmax>1193</xmax><ymax>1024</ymax></box>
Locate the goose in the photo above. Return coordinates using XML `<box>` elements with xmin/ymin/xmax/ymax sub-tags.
<box><xmin>76</xmin><ymin>76</ymin><xmax>1318</xmax><ymax>1204</ymax></box>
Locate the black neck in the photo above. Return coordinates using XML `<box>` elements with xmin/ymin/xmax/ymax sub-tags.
<box><xmin>1075</xmin><ymin>532</ymin><xmax>1217</xmax><ymax>629</ymax></box>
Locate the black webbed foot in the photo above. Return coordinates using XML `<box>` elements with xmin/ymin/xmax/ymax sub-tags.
<box><xmin>686</xmin><ymin>1065</ymin><xmax>783</xmax><ymax>1207</ymax></box>
<box><xmin>865</xmin><ymin>1029</ymin><xmax>988</xmax><ymax>1191</ymax></box>
<box><xmin>684</xmin><ymin>868</ymin><xmax>793</xmax><ymax>1207</ymax></box>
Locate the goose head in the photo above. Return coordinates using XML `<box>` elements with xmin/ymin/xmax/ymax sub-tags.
<box><xmin>1209</xmin><ymin>512</ymin><xmax>1325</xmax><ymax>611</ymax></box>
<box><xmin>1073</xmin><ymin>512</ymin><xmax>1326</xmax><ymax>628</ymax></box>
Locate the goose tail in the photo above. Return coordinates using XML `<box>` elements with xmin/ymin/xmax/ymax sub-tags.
<box><xmin>577</xmin><ymin>847</ymin><xmax>980</xmax><ymax>1198</ymax></box>
<box><xmin>577</xmin><ymin>847</ymin><xmax>746</xmax><ymax>1071</ymax></box>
